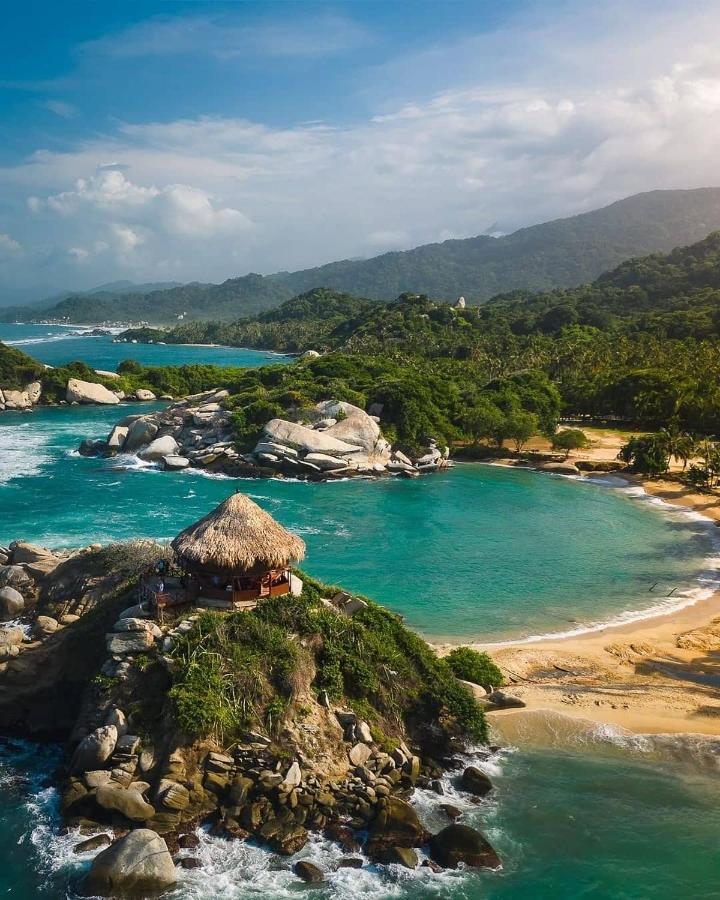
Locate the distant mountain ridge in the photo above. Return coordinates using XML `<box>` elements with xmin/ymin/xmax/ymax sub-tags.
<box><xmin>5</xmin><ymin>187</ymin><xmax>720</xmax><ymax>324</ymax></box>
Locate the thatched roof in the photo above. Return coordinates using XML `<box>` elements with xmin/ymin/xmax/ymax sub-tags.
<box><xmin>171</xmin><ymin>493</ymin><xmax>306</xmax><ymax>572</ymax></box>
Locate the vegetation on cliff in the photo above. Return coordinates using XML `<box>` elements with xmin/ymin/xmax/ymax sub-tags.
<box><xmin>169</xmin><ymin>571</ymin><xmax>487</xmax><ymax>746</ymax></box>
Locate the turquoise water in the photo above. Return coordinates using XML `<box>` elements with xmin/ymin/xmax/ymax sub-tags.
<box><xmin>0</xmin><ymin>322</ymin><xmax>289</xmax><ymax>371</ymax></box>
<box><xmin>0</xmin><ymin>402</ymin><xmax>716</xmax><ymax>642</ymax></box>
<box><xmin>2</xmin><ymin>380</ymin><xmax>720</xmax><ymax>898</ymax></box>
<box><xmin>2</xmin><ymin>734</ymin><xmax>719</xmax><ymax>899</ymax></box>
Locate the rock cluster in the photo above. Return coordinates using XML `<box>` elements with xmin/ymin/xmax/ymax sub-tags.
<box><xmin>83</xmin><ymin>393</ymin><xmax>452</xmax><ymax>481</ymax></box>
<box><xmin>0</xmin><ymin>381</ymin><xmax>42</xmax><ymax>411</ymax></box>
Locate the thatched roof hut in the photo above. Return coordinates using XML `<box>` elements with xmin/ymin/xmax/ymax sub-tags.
<box><xmin>171</xmin><ymin>492</ymin><xmax>306</xmax><ymax>575</ymax></box>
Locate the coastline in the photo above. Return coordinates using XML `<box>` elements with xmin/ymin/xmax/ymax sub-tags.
<box><xmin>436</xmin><ymin>474</ymin><xmax>720</xmax><ymax>737</ymax></box>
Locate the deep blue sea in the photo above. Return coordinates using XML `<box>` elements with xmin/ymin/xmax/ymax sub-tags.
<box><xmin>1</xmin><ymin>327</ymin><xmax>719</xmax><ymax>898</ymax></box>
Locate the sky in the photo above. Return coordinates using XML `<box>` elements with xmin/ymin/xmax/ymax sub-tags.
<box><xmin>2</xmin><ymin>0</ymin><xmax>720</xmax><ymax>303</ymax></box>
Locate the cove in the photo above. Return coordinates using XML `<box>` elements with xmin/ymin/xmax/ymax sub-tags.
<box><xmin>0</xmin><ymin>322</ymin><xmax>290</xmax><ymax>371</ymax></box>
<box><xmin>1</xmin><ymin>402</ymin><xmax>715</xmax><ymax>643</ymax></box>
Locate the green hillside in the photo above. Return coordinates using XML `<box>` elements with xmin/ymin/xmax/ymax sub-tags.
<box><xmin>7</xmin><ymin>188</ymin><xmax>720</xmax><ymax>325</ymax></box>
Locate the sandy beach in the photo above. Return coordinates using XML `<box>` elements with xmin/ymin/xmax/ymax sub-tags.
<box><xmin>437</xmin><ymin>429</ymin><xmax>720</xmax><ymax>738</ymax></box>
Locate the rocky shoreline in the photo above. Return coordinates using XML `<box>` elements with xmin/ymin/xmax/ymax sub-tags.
<box><xmin>0</xmin><ymin>539</ymin><xmax>501</xmax><ymax>896</ymax></box>
<box><xmin>0</xmin><ymin>375</ymin><xmax>168</xmax><ymax>411</ymax></box>
<box><xmin>80</xmin><ymin>390</ymin><xmax>452</xmax><ymax>481</ymax></box>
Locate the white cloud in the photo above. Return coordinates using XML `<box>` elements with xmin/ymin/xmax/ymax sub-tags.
<box><xmin>3</xmin><ymin>1</ymin><xmax>720</xmax><ymax>296</ymax></box>
<box><xmin>44</xmin><ymin>99</ymin><xmax>78</xmax><ymax>119</ymax></box>
<box><xmin>0</xmin><ymin>233</ymin><xmax>21</xmax><ymax>254</ymax></box>
<box><xmin>79</xmin><ymin>13</ymin><xmax>370</xmax><ymax>60</ymax></box>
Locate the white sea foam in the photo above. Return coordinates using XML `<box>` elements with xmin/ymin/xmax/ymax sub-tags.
<box><xmin>0</xmin><ymin>421</ymin><xmax>52</xmax><ymax>484</ymax></box>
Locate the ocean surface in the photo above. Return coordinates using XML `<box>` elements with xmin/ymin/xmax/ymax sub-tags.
<box><xmin>2</xmin><ymin>729</ymin><xmax>719</xmax><ymax>899</ymax></box>
<box><xmin>2</xmin><ymin>353</ymin><xmax>720</xmax><ymax>897</ymax></box>
<box><xmin>0</xmin><ymin>322</ymin><xmax>289</xmax><ymax>371</ymax></box>
<box><xmin>0</xmin><ymin>402</ymin><xmax>717</xmax><ymax>643</ymax></box>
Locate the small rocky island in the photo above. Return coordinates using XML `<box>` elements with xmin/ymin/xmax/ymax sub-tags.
<box><xmin>81</xmin><ymin>390</ymin><xmax>451</xmax><ymax>480</ymax></box>
<box><xmin>0</xmin><ymin>495</ymin><xmax>500</xmax><ymax>896</ymax></box>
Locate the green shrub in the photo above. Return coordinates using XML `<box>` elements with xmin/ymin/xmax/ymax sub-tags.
<box><xmin>445</xmin><ymin>647</ymin><xmax>503</xmax><ymax>689</ymax></box>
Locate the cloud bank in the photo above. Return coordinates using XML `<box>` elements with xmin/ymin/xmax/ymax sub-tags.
<box><xmin>2</xmin><ymin>1</ymin><xmax>720</xmax><ymax>299</ymax></box>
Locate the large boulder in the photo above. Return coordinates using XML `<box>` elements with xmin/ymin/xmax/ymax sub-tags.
<box><xmin>138</xmin><ymin>435</ymin><xmax>179</xmax><ymax>461</ymax></box>
<box><xmin>71</xmin><ymin>725</ymin><xmax>118</xmax><ymax>773</ymax></box>
<box><xmin>80</xmin><ymin>829</ymin><xmax>177</xmax><ymax>897</ymax></box>
<box><xmin>304</xmin><ymin>452</ymin><xmax>350</xmax><ymax>471</ymax></box>
<box><xmin>0</xmin><ymin>586</ymin><xmax>24</xmax><ymax>619</ymax></box>
<box><xmin>26</xmin><ymin>381</ymin><xmax>42</xmax><ymax>403</ymax></box>
<box><xmin>123</xmin><ymin>419</ymin><xmax>159</xmax><ymax>452</ymax></box>
<box><xmin>95</xmin><ymin>784</ymin><xmax>156</xmax><ymax>821</ymax></box>
<box><xmin>0</xmin><ymin>565</ymin><xmax>31</xmax><ymax>590</ymax></box>
<box><xmin>135</xmin><ymin>389</ymin><xmax>156</xmax><ymax>401</ymax></box>
<box><xmin>367</xmin><ymin>798</ymin><xmax>428</xmax><ymax>855</ymax></box>
<box><xmin>66</xmin><ymin>378</ymin><xmax>120</xmax><ymax>405</ymax></box>
<box><xmin>429</xmin><ymin>824</ymin><xmax>501</xmax><ymax>870</ymax></box>
<box><xmin>10</xmin><ymin>542</ymin><xmax>59</xmax><ymax>579</ymax></box>
<box><xmin>262</xmin><ymin>419</ymin><xmax>363</xmax><ymax>457</ymax></box>
<box><xmin>162</xmin><ymin>455</ymin><xmax>190</xmax><ymax>470</ymax></box>
<box><xmin>107</xmin><ymin>425</ymin><xmax>129</xmax><ymax>451</ymax></box>
<box><xmin>461</xmin><ymin>766</ymin><xmax>493</xmax><ymax>797</ymax></box>
<box><xmin>106</xmin><ymin>630</ymin><xmax>155</xmax><ymax>655</ymax></box>
<box><xmin>2</xmin><ymin>388</ymin><xmax>32</xmax><ymax>409</ymax></box>
<box><xmin>325</xmin><ymin>412</ymin><xmax>383</xmax><ymax>454</ymax></box>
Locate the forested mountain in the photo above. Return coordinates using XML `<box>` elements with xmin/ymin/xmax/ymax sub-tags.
<box><xmin>7</xmin><ymin>188</ymin><xmax>720</xmax><ymax>325</ymax></box>
<box><xmin>272</xmin><ymin>188</ymin><xmax>720</xmax><ymax>303</ymax></box>
<box><xmin>120</xmin><ymin>231</ymin><xmax>720</xmax><ymax>435</ymax></box>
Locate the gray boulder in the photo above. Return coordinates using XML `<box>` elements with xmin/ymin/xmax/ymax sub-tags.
<box><xmin>263</xmin><ymin>419</ymin><xmax>362</xmax><ymax>457</ymax></box>
<box><xmin>135</xmin><ymin>389</ymin><xmax>156</xmax><ymax>401</ymax></box>
<box><xmin>0</xmin><ymin>586</ymin><xmax>24</xmax><ymax>618</ymax></box>
<box><xmin>0</xmin><ymin>565</ymin><xmax>31</xmax><ymax>590</ymax></box>
<box><xmin>66</xmin><ymin>378</ymin><xmax>120</xmax><ymax>405</ymax></box>
<box><xmin>461</xmin><ymin>766</ymin><xmax>493</xmax><ymax>796</ymax></box>
<box><xmin>80</xmin><ymin>829</ymin><xmax>177</xmax><ymax>897</ymax></box>
<box><xmin>254</xmin><ymin>441</ymin><xmax>298</xmax><ymax>459</ymax></box>
<box><xmin>2</xmin><ymin>388</ymin><xmax>32</xmax><ymax>409</ymax></box>
<box><xmin>95</xmin><ymin>784</ymin><xmax>156</xmax><ymax>821</ymax></box>
<box><xmin>163</xmin><ymin>455</ymin><xmax>190</xmax><ymax>470</ymax></box>
<box><xmin>429</xmin><ymin>824</ymin><xmax>501</xmax><ymax>869</ymax></box>
<box><xmin>107</xmin><ymin>425</ymin><xmax>128</xmax><ymax>451</ymax></box>
<box><xmin>123</xmin><ymin>418</ymin><xmax>159</xmax><ymax>452</ymax></box>
<box><xmin>10</xmin><ymin>542</ymin><xmax>60</xmax><ymax>579</ymax></box>
<box><xmin>325</xmin><ymin>411</ymin><xmax>383</xmax><ymax>454</ymax></box>
<box><xmin>138</xmin><ymin>435</ymin><xmax>179</xmax><ymax>461</ymax></box>
<box><xmin>106</xmin><ymin>630</ymin><xmax>154</xmax><ymax>655</ymax></box>
<box><xmin>71</xmin><ymin>725</ymin><xmax>118</xmax><ymax>773</ymax></box>
<box><xmin>304</xmin><ymin>452</ymin><xmax>350</xmax><ymax>471</ymax></box>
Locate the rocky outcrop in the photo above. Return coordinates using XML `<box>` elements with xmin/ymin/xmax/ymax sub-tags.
<box><xmin>0</xmin><ymin>586</ymin><xmax>24</xmax><ymax>619</ymax></box>
<box><xmin>71</xmin><ymin>725</ymin><xmax>118</xmax><ymax>773</ymax></box>
<box><xmin>66</xmin><ymin>378</ymin><xmax>120</xmax><ymax>405</ymax></box>
<box><xmin>460</xmin><ymin>765</ymin><xmax>493</xmax><ymax>796</ymax></box>
<box><xmin>0</xmin><ymin>381</ymin><xmax>42</xmax><ymax>411</ymax></box>
<box><xmin>138</xmin><ymin>435</ymin><xmax>179</xmax><ymax>461</ymax></box>
<box><xmin>80</xmin><ymin>829</ymin><xmax>177</xmax><ymax>897</ymax></box>
<box><xmin>80</xmin><ymin>390</ymin><xmax>451</xmax><ymax>482</ymax></box>
<box><xmin>429</xmin><ymin>824</ymin><xmax>502</xmax><ymax>869</ymax></box>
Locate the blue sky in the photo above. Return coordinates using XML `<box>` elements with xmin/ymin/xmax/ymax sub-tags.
<box><xmin>1</xmin><ymin>0</ymin><xmax>720</xmax><ymax>302</ymax></box>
